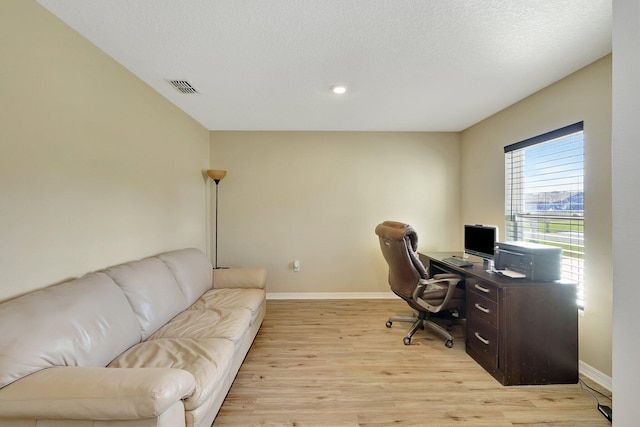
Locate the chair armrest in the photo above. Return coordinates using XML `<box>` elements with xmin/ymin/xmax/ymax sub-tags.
<box><xmin>432</xmin><ymin>273</ymin><xmax>461</xmax><ymax>281</ymax></box>
<box><xmin>0</xmin><ymin>367</ymin><xmax>195</xmax><ymax>420</ymax></box>
<box><xmin>413</xmin><ymin>275</ymin><xmax>463</xmax><ymax>313</ymax></box>
<box><xmin>213</xmin><ymin>267</ymin><xmax>267</xmax><ymax>289</ymax></box>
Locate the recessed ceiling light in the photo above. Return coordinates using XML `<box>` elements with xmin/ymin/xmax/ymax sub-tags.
<box><xmin>330</xmin><ymin>84</ymin><xmax>347</xmax><ymax>95</ymax></box>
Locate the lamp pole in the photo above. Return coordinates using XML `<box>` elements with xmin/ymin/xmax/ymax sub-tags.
<box><xmin>207</xmin><ymin>170</ymin><xmax>227</xmax><ymax>269</ymax></box>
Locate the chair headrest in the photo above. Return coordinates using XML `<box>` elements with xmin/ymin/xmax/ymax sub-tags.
<box><xmin>375</xmin><ymin>221</ymin><xmax>418</xmax><ymax>251</ymax></box>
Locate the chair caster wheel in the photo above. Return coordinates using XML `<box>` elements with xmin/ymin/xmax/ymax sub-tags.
<box><xmin>403</xmin><ymin>337</ymin><xmax>411</xmax><ymax>345</ymax></box>
<box><xmin>445</xmin><ymin>339</ymin><xmax>453</xmax><ymax>348</ymax></box>
<box><xmin>386</xmin><ymin>321</ymin><xmax>392</xmax><ymax>328</ymax></box>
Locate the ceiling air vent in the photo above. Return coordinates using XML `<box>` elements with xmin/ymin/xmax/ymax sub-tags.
<box><xmin>168</xmin><ymin>80</ymin><xmax>199</xmax><ymax>94</ymax></box>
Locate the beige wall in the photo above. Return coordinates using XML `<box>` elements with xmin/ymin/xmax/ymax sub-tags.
<box><xmin>460</xmin><ymin>56</ymin><xmax>613</xmax><ymax>377</ymax></box>
<box><xmin>209</xmin><ymin>131</ymin><xmax>461</xmax><ymax>294</ymax></box>
<box><xmin>0</xmin><ymin>1</ymin><xmax>210</xmax><ymax>302</ymax></box>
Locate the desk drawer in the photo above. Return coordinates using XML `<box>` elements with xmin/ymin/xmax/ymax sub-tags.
<box><xmin>466</xmin><ymin>321</ymin><xmax>498</xmax><ymax>370</ymax></box>
<box><xmin>468</xmin><ymin>281</ymin><xmax>497</xmax><ymax>302</ymax></box>
<box><xmin>467</xmin><ymin>291</ymin><xmax>498</xmax><ymax>329</ymax></box>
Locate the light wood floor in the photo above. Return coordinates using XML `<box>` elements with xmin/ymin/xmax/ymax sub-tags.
<box><xmin>214</xmin><ymin>299</ymin><xmax>612</xmax><ymax>426</ymax></box>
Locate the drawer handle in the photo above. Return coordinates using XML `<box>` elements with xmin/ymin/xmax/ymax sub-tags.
<box><xmin>474</xmin><ymin>332</ymin><xmax>490</xmax><ymax>345</ymax></box>
<box><xmin>474</xmin><ymin>284</ymin><xmax>490</xmax><ymax>293</ymax></box>
<box><xmin>474</xmin><ymin>303</ymin><xmax>490</xmax><ymax>314</ymax></box>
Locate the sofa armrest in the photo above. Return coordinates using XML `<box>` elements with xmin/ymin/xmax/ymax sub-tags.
<box><xmin>213</xmin><ymin>267</ymin><xmax>267</xmax><ymax>289</ymax></box>
<box><xmin>0</xmin><ymin>366</ymin><xmax>195</xmax><ymax>420</ymax></box>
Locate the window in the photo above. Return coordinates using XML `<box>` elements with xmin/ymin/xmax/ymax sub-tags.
<box><xmin>504</xmin><ymin>122</ymin><xmax>584</xmax><ymax>307</ymax></box>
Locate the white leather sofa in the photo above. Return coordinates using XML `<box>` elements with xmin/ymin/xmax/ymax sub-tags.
<box><xmin>0</xmin><ymin>248</ymin><xmax>266</xmax><ymax>427</ymax></box>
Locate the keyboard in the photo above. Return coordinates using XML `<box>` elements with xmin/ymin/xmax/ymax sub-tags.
<box><xmin>442</xmin><ymin>257</ymin><xmax>473</xmax><ymax>268</ymax></box>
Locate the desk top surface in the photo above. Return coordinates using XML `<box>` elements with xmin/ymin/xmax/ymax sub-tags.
<box><xmin>419</xmin><ymin>251</ymin><xmax>574</xmax><ymax>288</ymax></box>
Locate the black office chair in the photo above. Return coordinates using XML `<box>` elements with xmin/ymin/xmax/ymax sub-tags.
<box><xmin>375</xmin><ymin>221</ymin><xmax>465</xmax><ymax>347</ymax></box>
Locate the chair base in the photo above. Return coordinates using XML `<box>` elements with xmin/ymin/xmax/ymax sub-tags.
<box><xmin>386</xmin><ymin>311</ymin><xmax>455</xmax><ymax>347</ymax></box>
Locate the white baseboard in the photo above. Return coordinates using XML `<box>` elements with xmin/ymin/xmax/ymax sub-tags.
<box><xmin>579</xmin><ymin>360</ymin><xmax>612</xmax><ymax>391</ymax></box>
<box><xmin>266</xmin><ymin>292</ymin><xmax>396</xmax><ymax>300</ymax></box>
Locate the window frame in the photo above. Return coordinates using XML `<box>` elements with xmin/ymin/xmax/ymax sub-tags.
<box><xmin>504</xmin><ymin>122</ymin><xmax>585</xmax><ymax>308</ymax></box>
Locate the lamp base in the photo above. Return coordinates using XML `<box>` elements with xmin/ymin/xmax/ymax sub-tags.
<box><xmin>213</xmin><ymin>266</ymin><xmax>229</xmax><ymax>270</ymax></box>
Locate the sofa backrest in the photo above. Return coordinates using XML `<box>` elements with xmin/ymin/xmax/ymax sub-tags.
<box><xmin>105</xmin><ymin>256</ymin><xmax>190</xmax><ymax>340</ymax></box>
<box><xmin>0</xmin><ymin>272</ymin><xmax>140</xmax><ymax>388</ymax></box>
<box><xmin>0</xmin><ymin>248</ymin><xmax>212</xmax><ymax>389</ymax></box>
<box><xmin>156</xmin><ymin>248</ymin><xmax>213</xmax><ymax>306</ymax></box>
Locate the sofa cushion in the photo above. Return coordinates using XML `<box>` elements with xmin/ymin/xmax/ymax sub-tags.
<box><xmin>191</xmin><ymin>288</ymin><xmax>266</xmax><ymax>321</ymax></box>
<box><xmin>150</xmin><ymin>309</ymin><xmax>251</xmax><ymax>344</ymax></box>
<box><xmin>156</xmin><ymin>248</ymin><xmax>213</xmax><ymax>306</ymax></box>
<box><xmin>108</xmin><ymin>338</ymin><xmax>234</xmax><ymax>411</ymax></box>
<box><xmin>105</xmin><ymin>257</ymin><xmax>188</xmax><ymax>340</ymax></box>
<box><xmin>0</xmin><ymin>272</ymin><xmax>140</xmax><ymax>388</ymax></box>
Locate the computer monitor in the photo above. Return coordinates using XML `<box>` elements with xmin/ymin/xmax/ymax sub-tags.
<box><xmin>464</xmin><ymin>224</ymin><xmax>499</xmax><ymax>260</ymax></box>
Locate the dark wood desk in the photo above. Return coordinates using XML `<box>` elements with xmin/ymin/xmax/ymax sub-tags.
<box><xmin>420</xmin><ymin>251</ymin><xmax>578</xmax><ymax>386</ymax></box>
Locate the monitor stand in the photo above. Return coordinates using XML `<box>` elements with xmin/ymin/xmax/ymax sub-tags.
<box><xmin>484</xmin><ymin>258</ymin><xmax>495</xmax><ymax>273</ymax></box>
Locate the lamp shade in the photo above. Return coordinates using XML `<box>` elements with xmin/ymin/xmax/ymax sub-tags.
<box><xmin>207</xmin><ymin>170</ymin><xmax>227</xmax><ymax>181</ymax></box>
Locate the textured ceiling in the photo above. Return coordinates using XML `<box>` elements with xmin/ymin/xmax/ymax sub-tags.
<box><xmin>37</xmin><ymin>0</ymin><xmax>611</xmax><ymax>131</ymax></box>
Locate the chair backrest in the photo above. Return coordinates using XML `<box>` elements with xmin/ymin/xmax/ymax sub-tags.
<box><xmin>375</xmin><ymin>221</ymin><xmax>429</xmax><ymax>301</ymax></box>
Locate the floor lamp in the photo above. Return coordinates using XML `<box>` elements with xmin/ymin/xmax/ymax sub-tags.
<box><xmin>207</xmin><ymin>169</ymin><xmax>227</xmax><ymax>269</ymax></box>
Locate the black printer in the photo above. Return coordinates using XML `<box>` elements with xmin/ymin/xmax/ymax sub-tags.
<box><xmin>494</xmin><ymin>241</ymin><xmax>562</xmax><ymax>282</ymax></box>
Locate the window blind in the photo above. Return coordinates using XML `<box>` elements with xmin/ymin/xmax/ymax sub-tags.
<box><xmin>505</xmin><ymin>122</ymin><xmax>585</xmax><ymax>307</ymax></box>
